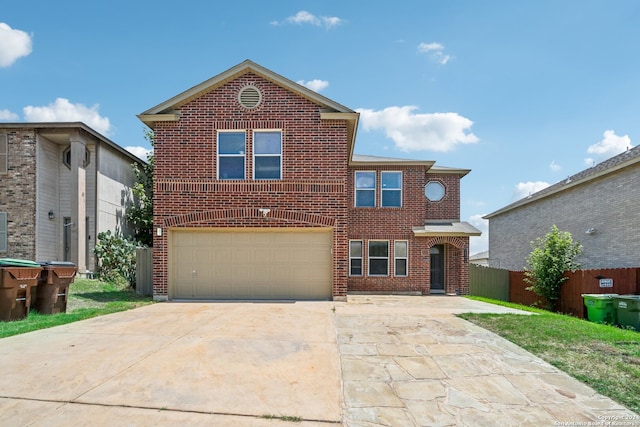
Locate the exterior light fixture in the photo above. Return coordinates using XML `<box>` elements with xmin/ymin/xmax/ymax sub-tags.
<box><xmin>48</xmin><ymin>210</ymin><xmax>55</xmax><ymax>220</ymax></box>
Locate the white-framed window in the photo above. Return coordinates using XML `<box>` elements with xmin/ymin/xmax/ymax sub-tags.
<box><xmin>0</xmin><ymin>212</ymin><xmax>7</xmax><ymax>253</ymax></box>
<box><xmin>253</xmin><ymin>130</ymin><xmax>282</xmax><ymax>179</ymax></box>
<box><xmin>0</xmin><ymin>134</ymin><xmax>8</xmax><ymax>175</ymax></box>
<box><xmin>349</xmin><ymin>240</ymin><xmax>363</xmax><ymax>276</ymax></box>
<box><xmin>355</xmin><ymin>171</ymin><xmax>376</xmax><ymax>207</ymax></box>
<box><xmin>394</xmin><ymin>240</ymin><xmax>408</xmax><ymax>277</ymax></box>
<box><xmin>368</xmin><ymin>240</ymin><xmax>389</xmax><ymax>276</ymax></box>
<box><xmin>381</xmin><ymin>171</ymin><xmax>402</xmax><ymax>207</ymax></box>
<box><xmin>217</xmin><ymin>131</ymin><xmax>246</xmax><ymax>179</ymax></box>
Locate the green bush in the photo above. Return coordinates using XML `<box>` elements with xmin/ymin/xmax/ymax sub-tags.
<box><xmin>94</xmin><ymin>230</ymin><xmax>140</xmax><ymax>288</ymax></box>
<box><xmin>525</xmin><ymin>225</ymin><xmax>582</xmax><ymax>311</ymax></box>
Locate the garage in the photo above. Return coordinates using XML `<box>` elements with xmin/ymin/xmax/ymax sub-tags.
<box><xmin>169</xmin><ymin>228</ymin><xmax>333</xmax><ymax>300</ymax></box>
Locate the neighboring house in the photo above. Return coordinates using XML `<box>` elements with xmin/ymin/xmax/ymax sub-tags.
<box><xmin>469</xmin><ymin>250</ymin><xmax>489</xmax><ymax>266</ymax></box>
<box><xmin>0</xmin><ymin>122</ymin><xmax>145</xmax><ymax>273</ymax></box>
<box><xmin>485</xmin><ymin>146</ymin><xmax>640</xmax><ymax>271</ymax></box>
<box><xmin>138</xmin><ymin>60</ymin><xmax>480</xmax><ymax>301</ymax></box>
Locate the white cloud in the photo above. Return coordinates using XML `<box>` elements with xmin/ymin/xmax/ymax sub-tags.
<box><xmin>584</xmin><ymin>157</ymin><xmax>595</xmax><ymax>167</ymax></box>
<box><xmin>0</xmin><ymin>23</ymin><xmax>32</xmax><ymax>67</ymax></box>
<box><xmin>23</xmin><ymin>98</ymin><xmax>111</xmax><ymax>135</ymax></box>
<box><xmin>357</xmin><ymin>106</ymin><xmax>478</xmax><ymax>152</ymax></box>
<box><xmin>125</xmin><ymin>146</ymin><xmax>153</xmax><ymax>160</ymax></box>
<box><xmin>549</xmin><ymin>160</ymin><xmax>561</xmax><ymax>172</ymax></box>
<box><xmin>297</xmin><ymin>79</ymin><xmax>329</xmax><ymax>92</ymax></box>
<box><xmin>0</xmin><ymin>109</ymin><xmax>19</xmax><ymax>120</ymax></box>
<box><xmin>273</xmin><ymin>11</ymin><xmax>344</xmax><ymax>29</ymax></box>
<box><xmin>513</xmin><ymin>181</ymin><xmax>550</xmax><ymax>201</ymax></box>
<box><xmin>418</xmin><ymin>41</ymin><xmax>451</xmax><ymax>65</ymax></box>
<box><xmin>586</xmin><ymin>130</ymin><xmax>632</xmax><ymax>159</ymax></box>
<box><xmin>468</xmin><ymin>214</ymin><xmax>488</xmax><ymax>254</ymax></box>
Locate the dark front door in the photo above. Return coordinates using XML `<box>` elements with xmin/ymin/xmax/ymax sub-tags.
<box><xmin>430</xmin><ymin>244</ymin><xmax>445</xmax><ymax>293</ymax></box>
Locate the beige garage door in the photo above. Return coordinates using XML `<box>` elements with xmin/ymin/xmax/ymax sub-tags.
<box><xmin>169</xmin><ymin>228</ymin><xmax>333</xmax><ymax>300</ymax></box>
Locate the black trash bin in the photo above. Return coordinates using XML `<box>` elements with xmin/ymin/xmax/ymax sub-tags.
<box><xmin>0</xmin><ymin>259</ymin><xmax>43</xmax><ymax>321</ymax></box>
<box><xmin>33</xmin><ymin>261</ymin><xmax>77</xmax><ymax>314</ymax></box>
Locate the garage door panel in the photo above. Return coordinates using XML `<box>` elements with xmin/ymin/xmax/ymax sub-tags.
<box><xmin>170</xmin><ymin>229</ymin><xmax>332</xmax><ymax>300</ymax></box>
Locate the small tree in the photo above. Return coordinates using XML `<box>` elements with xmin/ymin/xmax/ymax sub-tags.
<box><xmin>127</xmin><ymin>129</ymin><xmax>154</xmax><ymax>246</ymax></box>
<box><xmin>525</xmin><ymin>225</ymin><xmax>582</xmax><ymax>311</ymax></box>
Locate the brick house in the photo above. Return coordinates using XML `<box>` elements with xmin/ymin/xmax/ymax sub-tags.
<box><xmin>0</xmin><ymin>122</ymin><xmax>144</xmax><ymax>273</ymax></box>
<box><xmin>485</xmin><ymin>145</ymin><xmax>640</xmax><ymax>270</ymax></box>
<box><xmin>139</xmin><ymin>60</ymin><xmax>480</xmax><ymax>301</ymax></box>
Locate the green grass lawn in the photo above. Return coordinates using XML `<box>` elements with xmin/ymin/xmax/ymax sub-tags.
<box><xmin>460</xmin><ymin>296</ymin><xmax>640</xmax><ymax>414</ymax></box>
<box><xmin>0</xmin><ymin>278</ymin><xmax>153</xmax><ymax>339</ymax></box>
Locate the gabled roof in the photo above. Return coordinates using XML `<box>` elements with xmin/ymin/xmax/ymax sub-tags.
<box><xmin>137</xmin><ymin>60</ymin><xmax>359</xmax><ymax>154</ymax></box>
<box><xmin>0</xmin><ymin>122</ymin><xmax>145</xmax><ymax>165</ymax></box>
<box><xmin>485</xmin><ymin>145</ymin><xmax>640</xmax><ymax>219</ymax></box>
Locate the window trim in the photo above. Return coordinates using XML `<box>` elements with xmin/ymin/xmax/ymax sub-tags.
<box><xmin>0</xmin><ymin>212</ymin><xmax>7</xmax><ymax>253</ymax></box>
<box><xmin>394</xmin><ymin>240</ymin><xmax>408</xmax><ymax>277</ymax></box>
<box><xmin>217</xmin><ymin>130</ymin><xmax>246</xmax><ymax>180</ymax></box>
<box><xmin>0</xmin><ymin>134</ymin><xmax>7</xmax><ymax>175</ymax></box>
<box><xmin>252</xmin><ymin>129</ymin><xmax>282</xmax><ymax>180</ymax></box>
<box><xmin>349</xmin><ymin>240</ymin><xmax>363</xmax><ymax>276</ymax></box>
<box><xmin>381</xmin><ymin>171</ymin><xmax>402</xmax><ymax>208</ymax></box>
<box><xmin>355</xmin><ymin>171</ymin><xmax>376</xmax><ymax>207</ymax></box>
<box><xmin>368</xmin><ymin>240</ymin><xmax>389</xmax><ymax>276</ymax></box>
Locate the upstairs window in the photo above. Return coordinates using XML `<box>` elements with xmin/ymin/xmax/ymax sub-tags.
<box><xmin>218</xmin><ymin>131</ymin><xmax>246</xmax><ymax>180</ymax></box>
<box><xmin>0</xmin><ymin>135</ymin><xmax>6</xmax><ymax>175</ymax></box>
<box><xmin>253</xmin><ymin>131</ymin><xmax>282</xmax><ymax>179</ymax></box>
<box><xmin>355</xmin><ymin>171</ymin><xmax>376</xmax><ymax>207</ymax></box>
<box><xmin>381</xmin><ymin>171</ymin><xmax>402</xmax><ymax>207</ymax></box>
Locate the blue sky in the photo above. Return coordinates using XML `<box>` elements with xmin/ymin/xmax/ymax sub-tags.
<box><xmin>2</xmin><ymin>1</ymin><xmax>639</xmax><ymax>254</ymax></box>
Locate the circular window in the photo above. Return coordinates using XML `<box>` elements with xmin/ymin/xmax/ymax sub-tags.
<box><xmin>238</xmin><ymin>86</ymin><xmax>262</xmax><ymax>109</ymax></box>
<box><xmin>425</xmin><ymin>181</ymin><xmax>445</xmax><ymax>201</ymax></box>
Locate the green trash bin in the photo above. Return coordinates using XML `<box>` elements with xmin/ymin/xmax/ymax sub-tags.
<box><xmin>0</xmin><ymin>259</ymin><xmax>43</xmax><ymax>321</ymax></box>
<box><xmin>582</xmin><ymin>294</ymin><xmax>618</xmax><ymax>324</ymax></box>
<box><xmin>614</xmin><ymin>295</ymin><xmax>640</xmax><ymax>331</ymax></box>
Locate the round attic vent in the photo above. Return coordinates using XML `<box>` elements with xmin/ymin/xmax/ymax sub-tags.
<box><xmin>238</xmin><ymin>86</ymin><xmax>262</xmax><ymax>109</ymax></box>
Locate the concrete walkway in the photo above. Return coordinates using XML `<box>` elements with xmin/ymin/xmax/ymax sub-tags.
<box><xmin>0</xmin><ymin>296</ymin><xmax>637</xmax><ymax>426</ymax></box>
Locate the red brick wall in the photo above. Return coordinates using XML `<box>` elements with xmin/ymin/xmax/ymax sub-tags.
<box><xmin>153</xmin><ymin>73</ymin><xmax>349</xmax><ymax>298</ymax></box>
<box><xmin>347</xmin><ymin>167</ymin><xmax>469</xmax><ymax>294</ymax></box>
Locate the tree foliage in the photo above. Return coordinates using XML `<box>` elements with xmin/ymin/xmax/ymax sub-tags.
<box><xmin>127</xmin><ymin>129</ymin><xmax>154</xmax><ymax>246</ymax></box>
<box><xmin>94</xmin><ymin>230</ymin><xmax>138</xmax><ymax>288</ymax></box>
<box><xmin>525</xmin><ymin>225</ymin><xmax>582</xmax><ymax>310</ymax></box>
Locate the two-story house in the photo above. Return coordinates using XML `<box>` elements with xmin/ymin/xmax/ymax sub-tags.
<box><xmin>138</xmin><ymin>60</ymin><xmax>480</xmax><ymax>301</ymax></box>
<box><xmin>0</xmin><ymin>122</ymin><xmax>144</xmax><ymax>274</ymax></box>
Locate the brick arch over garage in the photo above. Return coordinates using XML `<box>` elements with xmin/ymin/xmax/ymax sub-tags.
<box><xmin>163</xmin><ymin>208</ymin><xmax>336</xmax><ymax>228</ymax></box>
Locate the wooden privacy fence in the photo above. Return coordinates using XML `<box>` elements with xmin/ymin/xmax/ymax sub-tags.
<box><xmin>136</xmin><ymin>247</ymin><xmax>153</xmax><ymax>296</ymax></box>
<box><xmin>509</xmin><ymin>268</ymin><xmax>640</xmax><ymax>318</ymax></box>
<box><xmin>469</xmin><ymin>264</ymin><xmax>510</xmax><ymax>301</ymax></box>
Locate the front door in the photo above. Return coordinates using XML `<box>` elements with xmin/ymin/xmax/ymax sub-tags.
<box><xmin>430</xmin><ymin>244</ymin><xmax>445</xmax><ymax>293</ymax></box>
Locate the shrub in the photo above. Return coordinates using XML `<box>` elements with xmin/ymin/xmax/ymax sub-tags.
<box><xmin>94</xmin><ymin>230</ymin><xmax>140</xmax><ymax>288</ymax></box>
<box><xmin>525</xmin><ymin>225</ymin><xmax>582</xmax><ymax>311</ymax></box>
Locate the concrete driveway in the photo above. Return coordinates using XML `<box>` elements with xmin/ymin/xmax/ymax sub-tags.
<box><xmin>0</xmin><ymin>296</ymin><xmax>636</xmax><ymax>426</ymax></box>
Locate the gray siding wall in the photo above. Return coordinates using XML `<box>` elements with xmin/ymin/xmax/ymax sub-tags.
<box><xmin>489</xmin><ymin>164</ymin><xmax>640</xmax><ymax>270</ymax></box>
<box><xmin>0</xmin><ymin>129</ymin><xmax>37</xmax><ymax>259</ymax></box>
<box><xmin>35</xmin><ymin>136</ymin><xmax>60</xmax><ymax>261</ymax></box>
<box><xmin>96</xmin><ymin>145</ymin><xmax>137</xmax><ymax>237</ymax></box>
